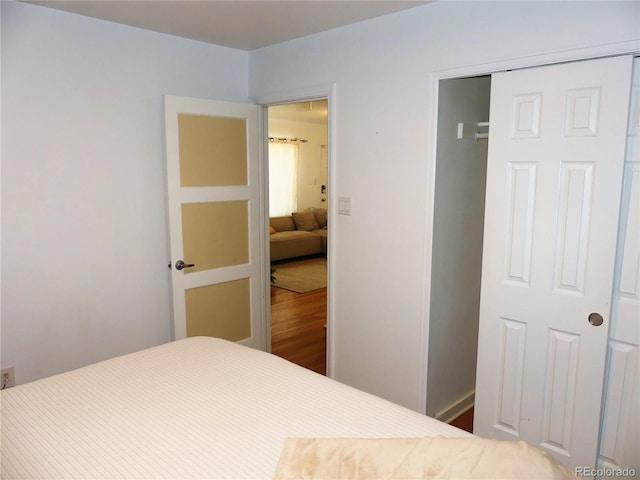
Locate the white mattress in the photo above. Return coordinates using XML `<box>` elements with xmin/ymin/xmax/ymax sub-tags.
<box><xmin>1</xmin><ymin>337</ymin><xmax>471</xmax><ymax>479</ymax></box>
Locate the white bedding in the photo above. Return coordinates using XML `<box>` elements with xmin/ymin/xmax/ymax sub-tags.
<box><xmin>1</xmin><ymin>337</ymin><xmax>470</xmax><ymax>479</ymax></box>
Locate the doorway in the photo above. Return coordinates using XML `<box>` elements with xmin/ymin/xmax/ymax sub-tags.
<box><xmin>426</xmin><ymin>76</ymin><xmax>490</xmax><ymax>423</ymax></box>
<box><xmin>267</xmin><ymin>100</ymin><xmax>329</xmax><ymax>375</ymax></box>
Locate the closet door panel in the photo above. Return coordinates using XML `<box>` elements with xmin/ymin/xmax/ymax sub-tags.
<box><xmin>475</xmin><ymin>55</ymin><xmax>633</xmax><ymax>470</ymax></box>
<box><xmin>598</xmin><ymin>59</ymin><xmax>640</xmax><ymax>477</ymax></box>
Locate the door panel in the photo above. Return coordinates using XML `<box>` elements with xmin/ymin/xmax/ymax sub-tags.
<box><xmin>178</xmin><ymin>114</ymin><xmax>248</xmax><ymax>187</ymax></box>
<box><xmin>185</xmin><ymin>279</ymin><xmax>251</xmax><ymax>340</ymax></box>
<box><xmin>598</xmin><ymin>58</ymin><xmax>640</xmax><ymax>476</ymax></box>
<box><xmin>474</xmin><ymin>56</ymin><xmax>633</xmax><ymax>469</ymax></box>
<box><xmin>164</xmin><ymin>96</ymin><xmax>265</xmax><ymax>349</ymax></box>
<box><xmin>181</xmin><ymin>201</ymin><xmax>249</xmax><ymax>272</ymax></box>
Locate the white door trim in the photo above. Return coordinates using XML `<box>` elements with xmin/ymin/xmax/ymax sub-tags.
<box><xmin>253</xmin><ymin>83</ymin><xmax>338</xmax><ymax>378</ymax></box>
<box><xmin>420</xmin><ymin>40</ymin><xmax>639</xmax><ymax>414</ymax></box>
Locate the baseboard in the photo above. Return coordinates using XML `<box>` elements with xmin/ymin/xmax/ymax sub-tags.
<box><xmin>435</xmin><ymin>391</ymin><xmax>475</xmax><ymax>424</ymax></box>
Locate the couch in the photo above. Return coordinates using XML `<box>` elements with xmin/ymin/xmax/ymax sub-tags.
<box><xmin>270</xmin><ymin>207</ymin><xmax>327</xmax><ymax>262</ymax></box>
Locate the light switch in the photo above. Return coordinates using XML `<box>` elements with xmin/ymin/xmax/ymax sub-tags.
<box><xmin>338</xmin><ymin>196</ymin><xmax>351</xmax><ymax>216</ymax></box>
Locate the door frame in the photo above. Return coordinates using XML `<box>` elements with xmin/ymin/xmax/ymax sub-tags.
<box><xmin>420</xmin><ymin>40</ymin><xmax>639</xmax><ymax>412</ymax></box>
<box><xmin>252</xmin><ymin>83</ymin><xmax>337</xmax><ymax>378</ymax></box>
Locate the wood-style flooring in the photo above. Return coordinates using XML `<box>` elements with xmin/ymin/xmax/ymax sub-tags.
<box><xmin>449</xmin><ymin>407</ymin><xmax>474</xmax><ymax>434</ymax></box>
<box><xmin>270</xmin><ymin>285</ymin><xmax>327</xmax><ymax>376</ymax></box>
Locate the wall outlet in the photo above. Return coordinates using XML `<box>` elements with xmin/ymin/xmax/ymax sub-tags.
<box><xmin>1</xmin><ymin>367</ymin><xmax>15</xmax><ymax>389</ymax></box>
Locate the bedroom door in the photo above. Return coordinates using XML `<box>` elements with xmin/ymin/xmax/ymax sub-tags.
<box><xmin>474</xmin><ymin>56</ymin><xmax>633</xmax><ymax>469</ymax></box>
<box><xmin>164</xmin><ymin>95</ymin><xmax>266</xmax><ymax>350</ymax></box>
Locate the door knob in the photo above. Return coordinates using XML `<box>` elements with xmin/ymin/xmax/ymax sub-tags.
<box><xmin>588</xmin><ymin>312</ymin><xmax>604</xmax><ymax>327</ymax></box>
<box><xmin>174</xmin><ymin>260</ymin><xmax>195</xmax><ymax>271</ymax></box>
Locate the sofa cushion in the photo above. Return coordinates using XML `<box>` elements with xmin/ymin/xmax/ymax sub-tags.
<box><xmin>270</xmin><ymin>230</ymin><xmax>323</xmax><ymax>262</ymax></box>
<box><xmin>312</xmin><ymin>207</ymin><xmax>327</xmax><ymax>229</ymax></box>
<box><xmin>270</xmin><ymin>216</ymin><xmax>296</xmax><ymax>232</ymax></box>
<box><xmin>292</xmin><ymin>209</ymin><xmax>318</xmax><ymax>231</ymax></box>
<box><xmin>270</xmin><ymin>230</ymin><xmax>316</xmax><ymax>243</ymax></box>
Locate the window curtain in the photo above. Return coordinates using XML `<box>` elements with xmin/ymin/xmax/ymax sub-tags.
<box><xmin>269</xmin><ymin>143</ymin><xmax>298</xmax><ymax>217</ymax></box>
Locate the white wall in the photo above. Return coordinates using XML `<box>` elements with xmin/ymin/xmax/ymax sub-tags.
<box><xmin>268</xmin><ymin>116</ymin><xmax>328</xmax><ymax>211</ymax></box>
<box><xmin>249</xmin><ymin>1</ymin><xmax>640</xmax><ymax>411</ymax></box>
<box><xmin>1</xmin><ymin>1</ymin><xmax>249</xmax><ymax>384</ymax></box>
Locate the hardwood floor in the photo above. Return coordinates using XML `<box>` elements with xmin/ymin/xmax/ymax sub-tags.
<box><xmin>270</xmin><ymin>285</ymin><xmax>327</xmax><ymax>375</ymax></box>
<box><xmin>449</xmin><ymin>407</ymin><xmax>474</xmax><ymax>434</ymax></box>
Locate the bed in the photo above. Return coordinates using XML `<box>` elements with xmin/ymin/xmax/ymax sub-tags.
<box><xmin>0</xmin><ymin>337</ymin><xmax>574</xmax><ymax>479</ymax></box>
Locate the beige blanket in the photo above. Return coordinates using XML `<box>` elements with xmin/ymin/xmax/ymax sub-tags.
<box><xmin>274</xmin><ymin>437</ymin><xmax>576</xmax><ymax>480</ymax></box>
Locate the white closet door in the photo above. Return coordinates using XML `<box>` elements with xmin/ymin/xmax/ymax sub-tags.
<box><xmin>474</xmin><ymin>56</ymin><xmax>633</xmax><ymax>469</ymax></box>
<box><xmin>598</xmin><ymin>58</ymin><xmax>640</xmax><ymax>477</ymax></box>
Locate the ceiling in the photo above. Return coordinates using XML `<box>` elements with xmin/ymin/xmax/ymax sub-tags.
<box><xmin>27</xmin><ymin>0</ymin><xmax>430</xmax><ymax>51</ymax></box>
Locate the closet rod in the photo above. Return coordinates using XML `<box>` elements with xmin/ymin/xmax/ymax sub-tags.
<box><xmin>457</xmin><ymin>122</ymin><xmax>489</xmax><ymax>141</ymax></box>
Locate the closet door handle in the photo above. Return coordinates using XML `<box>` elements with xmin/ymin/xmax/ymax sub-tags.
<box><xmin>588</xmin><ymin>312</ymin><xmax>604</xmax><ymax>327</ymax></box>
